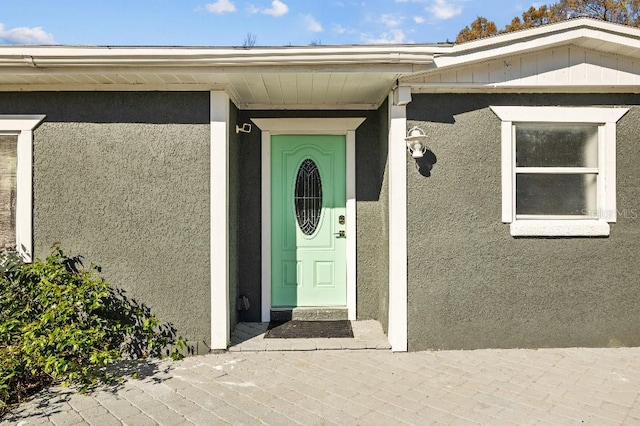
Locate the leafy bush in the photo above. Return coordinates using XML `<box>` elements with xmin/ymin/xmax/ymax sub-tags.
<box><xmin>0</xmin><ymin>246</ymin><xmax>184</xmax><ymax>416</ymax></box>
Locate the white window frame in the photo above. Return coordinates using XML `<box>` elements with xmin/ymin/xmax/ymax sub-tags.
<box><xmin>0</xmin><ymin>115</ymin><xmax>45</xmax><ymax>262</ymax></box>
<box><xmin>490</xmin><ymin>106</ymin><xmax>628</xmax><ymax>237</ymax></box>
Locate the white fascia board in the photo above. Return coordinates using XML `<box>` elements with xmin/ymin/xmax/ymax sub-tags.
<box><xmin>408</xmin><ymin>85</ymin><xmax>640</xmax><ymax>94</ymax></box>
<box><xmin>0</xmin><ymin>45</ymin><xmax>437</xmax><ymax>68</ymax></box>
<box><xmin>434</xmin><ymin>20</ymin><xmax>640</xmax><ymax>70</ymax></box>
<box><xmin>436</xmin><ymin>30</ymin><xmax>588</xmax><ymax>69</ymax></box>
<box><xmin>447</xmin><ymin>18</ymin><xmax>640</xmax><ymax>56</ymax></box>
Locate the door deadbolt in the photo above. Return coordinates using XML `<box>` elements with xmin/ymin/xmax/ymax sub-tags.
<box><xmin>339</xmin><ymin>215</ymin><xmax>345</xmax><ymax>225</ymax></box>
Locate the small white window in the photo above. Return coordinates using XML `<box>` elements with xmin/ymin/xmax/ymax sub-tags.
<box><xmin>0</xmin><ymin>115</ymin><xmax>45</xmax><ymax>261</ymax></box>
<box><xmin>491</xmin><ymin>106</ymin><xmax>628</xmax><ymax>237</ymax></box>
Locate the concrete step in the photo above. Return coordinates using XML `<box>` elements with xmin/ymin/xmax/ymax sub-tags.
<box><xmin>271</xmin><ymin>307</ymin><xmax>348</xmax><ymax>321</ymax></box>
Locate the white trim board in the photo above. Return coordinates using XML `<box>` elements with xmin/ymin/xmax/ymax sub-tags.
<box><xmin>252</xmin><ymin>118</ymin><xmax>364</xmax><ymax>322</ymax></box>
<box><xmin>210</xmin><ymin>91</ymin><xmax>230</xmax><ymax>350</ymax></box>
<box><xmin>490</xmin><ymin>106</ymin><xmax>628</xmax><ymax>123</ymax></box>
<box><xmin>388</xmin><ymin>96</ymin><xmax>408</xmax><ymax>352</ymax></box>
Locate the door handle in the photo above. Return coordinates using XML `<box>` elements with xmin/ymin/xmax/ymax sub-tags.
<box><xmin>334</xmin><ymin>230</ymin><xmax>346</xmax><ymax>238</ymax></box>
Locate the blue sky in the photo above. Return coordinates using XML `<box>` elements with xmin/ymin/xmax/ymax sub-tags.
<box><xmin>0</xmin><ymin>1</ymin><xmax>540</xmax><ymax>46</ymax></box>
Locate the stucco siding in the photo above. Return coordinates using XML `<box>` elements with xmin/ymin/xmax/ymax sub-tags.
<box><xmin>357</xmin><ymin>99</ymin><xmax>389</xmax><ymax>330</ymax></box>
<box><xmin>0</xmin><ymin>92</ymin><xmax>212</xmax><ymax>354</ymax></box>
<box><xmin>407</xmin><ymin>93</ymin><xmax>640</xmax><ymax>351</ymax></box>
<box><xmin>378</xmin><ymin>100</ymin><xmax>390</xmax><ymax>332</ymax></box>
<box><xmin>355</xmin><ymin>105</ymin><xmax>389</xmax><ymax>325</ymax></box>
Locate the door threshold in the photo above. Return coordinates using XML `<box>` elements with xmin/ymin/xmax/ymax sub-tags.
<box><xmin>271</xmin><ymin>306</ymin><xmax>348</xmax><ymax>321</ymax></box>
<box><xmin>229</xmin><ymin>320</ymin><xmax>391</xmax><ymax>352</ymax></box>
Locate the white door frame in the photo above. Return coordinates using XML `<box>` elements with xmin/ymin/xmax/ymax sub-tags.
<box><xmin>252</xmin><ymin>118</ymin><xmax>365</xmax><ymax>322</ymax></box>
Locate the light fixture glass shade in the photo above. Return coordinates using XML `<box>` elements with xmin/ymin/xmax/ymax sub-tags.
<box><xmin>405</xmin><ymin>126</ymin><xmax>428</xmax><ymax>158</ymax></box>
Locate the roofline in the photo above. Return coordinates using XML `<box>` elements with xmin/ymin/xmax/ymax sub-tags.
<box><xmin>0</xmin><ymin>44</ymin><xmax>446</xmax><ymax>68</ymax></box>
<box><xmin>0</xmin><ymin>18</ymin><xmax>639</xmax><ymax>76</ymax></box>
<box><xmin>433</xmin><ymin>18</ymin><xmax>640</xmax><ymax>70</ymax></box>
<box><xmin>449</xmin><ymin>18</ymin><xmax>640</xmax><ymax>53</ymax></box>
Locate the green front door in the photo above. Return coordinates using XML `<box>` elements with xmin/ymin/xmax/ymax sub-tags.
<box><xmin>271</xmin><ymin>134</ymin><xmax>347</xmax><ymax>307</ymax></box>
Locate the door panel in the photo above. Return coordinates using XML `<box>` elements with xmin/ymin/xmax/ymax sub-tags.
<box><xmin>271</xmin><ymin>135</ymin><xmax>346</xmax><ymax>307</ymax></box>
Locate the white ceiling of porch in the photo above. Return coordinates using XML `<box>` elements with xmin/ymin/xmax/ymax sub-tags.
<box><xmin>226</xmin><ymin>71</ymin><xmax>399</xmax><ymax>109</ymax></box>
<box><xmin>0</xmin><ymin>69</ymin><xmax>402</xmax><ymax>110</ymax></box>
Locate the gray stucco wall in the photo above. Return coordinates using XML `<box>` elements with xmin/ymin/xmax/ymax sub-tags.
<box><xmin>407</xmin><ymin>93</ymin><xmax>640</xmax><ymax>351</ymax></box>
<box><xmin>0</xmin><ymin>92</ymin><xmax>212</xmax><ymax>354</ymax></box>
<box><xmin>235</xmin><ymin>109</ymin><xmax>389</xmax><ymax>323</ymax></box>
<box><xmin>357</xmin><ymin>100</ymin><xmax>390</xmax><ymax>330</ymax></box>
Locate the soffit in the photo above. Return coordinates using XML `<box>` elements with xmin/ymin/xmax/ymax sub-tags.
<box><xmin>0</xmin><ymin>45</ymin><xmax>440</xmax><ymax>110</ymax></box>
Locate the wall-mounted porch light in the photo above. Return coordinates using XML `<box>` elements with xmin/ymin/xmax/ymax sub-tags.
<box><xmin>236</xmin><ymin>123</ymin><xmax>252</xmax><ymax>134</ymax></box>
<box><xmin>405</xmin><ymin>126</ymin><xmax>428</xmax><ymax>158</ymax></box>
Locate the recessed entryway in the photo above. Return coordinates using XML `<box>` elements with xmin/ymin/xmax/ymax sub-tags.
<box><xmin>253</xmin><ymin>118</ymin><xmax>365</xmax><ymax>323</ymax></box>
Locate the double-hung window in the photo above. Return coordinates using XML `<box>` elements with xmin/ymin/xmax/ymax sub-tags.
<box><xmin>0</xmin><ymin>115</ymin><xmax>45</xmax><ymax>261</ymax></box>
<box><xmin>491</xmin><ymin>106</ymin><xmax>628</xmax><ymax>237</ymax></box>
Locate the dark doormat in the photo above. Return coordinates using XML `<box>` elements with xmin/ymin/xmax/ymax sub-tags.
<box><xmin>264</xmin><ymin>320</ymin><xmax>353</xmax><ymax>339</ymax></box>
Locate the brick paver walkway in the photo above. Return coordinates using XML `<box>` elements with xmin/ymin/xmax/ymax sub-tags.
<box><xmin>3</xmin><ymin>347</ymin><xmax>640</xmax><ymax>425</ymax></box>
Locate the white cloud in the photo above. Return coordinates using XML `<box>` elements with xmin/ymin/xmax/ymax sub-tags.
<box><xmin>361</xmin><ymin>10</ymin><xmax>429</xmax><ymax>43</ymax></box>
<box><xmin>303</xmin><ymin>14</ymin><xmax>323</xmax><ymax>33</ymax></box>
<box><xmin>428</xmin><ymin>0</ymin><xmax>463</xmax><ymax>20</ymax></box>
<box><xmin>381</xmin><ymin>14</ymin><xmax>403</xmax><ymax>28</ymax></box>
<box><xmin>248</xmin><ymin>0</ymin><xmax>289</xmax><ymax>17</ymax></box>
<box><xmin>334</xmin><ymin>24</ymin><xmax>346</xmax><ymax>34</ymax></box>
<box><xmin>0</xmin><ymin>23</ymin><xmax>55</xmax><ymax>45</ymax></box>
<box><xmin>362</xmin><ymin>29</ymin><xmax>407</xmax><ymax>44</ymax></box>
<box><xmin>205</xmin><ymin>0</ymin><xmax>236</xmax><ymax>14</ymax></box>
<box><xmin>263</xmin><ymin>0</ymin><xmax>289</xmax><ymax>17</ymax></box>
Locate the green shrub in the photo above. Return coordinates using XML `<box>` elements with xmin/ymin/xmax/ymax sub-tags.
<box><xmin>0</xmin><ymin>246</ymin><xmax>184</xmax><ymax>416</ymax></box>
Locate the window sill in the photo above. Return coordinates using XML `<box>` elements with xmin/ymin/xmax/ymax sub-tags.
<box><xmin>510</xmin><ymin>220</ymin><xmax>610</xmax><ymax>237</ymax></box>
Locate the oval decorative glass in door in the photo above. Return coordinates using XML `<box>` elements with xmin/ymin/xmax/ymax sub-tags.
<box><xmin>294</xmin><ymin>159</ymin><xmax>323</xmax><ymax>235</ymax></box>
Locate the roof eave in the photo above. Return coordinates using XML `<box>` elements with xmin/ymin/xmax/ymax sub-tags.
<box><xmin>0</xmin><ymin>45</ymin><xmax>439</xmax><ymax>69</ymax></box>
